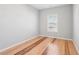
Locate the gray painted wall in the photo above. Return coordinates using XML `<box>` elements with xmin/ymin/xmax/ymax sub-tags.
<box><xmin>0</xmin><ymin>5</ymin><xmax>39</xmax><ymax>50</ymax></box>
<box><xmin>73</xmin><ymin>4</ymin><xmax>79</xmax><ymax>53</ymax></box>
<box><xmin>40</xmin><ymin>5</ymin><xmax>73</xmax><ymax>39</ymax></box>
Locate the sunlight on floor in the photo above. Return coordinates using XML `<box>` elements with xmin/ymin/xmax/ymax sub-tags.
<box><xmin>47</xmin><ymin>44</ymin><xmax>60</xmax><ymax>55</ymax></box>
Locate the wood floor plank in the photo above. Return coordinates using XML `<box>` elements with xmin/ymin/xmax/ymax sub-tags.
<box><xmin>45</xmin><ymin>39</ymin><xmax>65</xmax><ymax>55</ymax></box>
<box><xmin>65</xmin><ymin>40</ymin><xmax>70</xmax><ymax>55</ymax></box>
<box><xmin>67</xmin><ymin>40</ymin><xmax>78</xmax><ymax>55</ymax></box>
<box><xmin>24</xmin><ymin>38</ymin><xmax>52</xmax><ymax>55</ymax></box>
<box><xmin>0</xmin><ymin>36</ymin><xmax>43</xmax><ymax>55</ymax></box>
<box><xmin>0</xmin><ymin>36</ymin><xmax>78</xmax><ymax>55</ymax></box>
<box><xmin>42</xmin><ymin>38</ymin><xmax>56</xmax><ymax>55</ymax></box>
<box><xmin>15</xmin><ymin>37</ymin><xmax>47</xmax><ymax>55</ymax></box>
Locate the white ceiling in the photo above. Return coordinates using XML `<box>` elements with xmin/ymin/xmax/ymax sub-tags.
<box><xmin>30</xmin><ymin>4</ymin><xmax>66</xmax><ymax>10</ymax></box>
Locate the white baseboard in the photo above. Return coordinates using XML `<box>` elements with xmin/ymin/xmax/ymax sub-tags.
<box><xmin>0</xmin><ymin>35</ymin><xmax>40</xmax><ymax>52</ymax></box>
<box><xmin>40</xmin><ymin>35</ymin><xmax>72</xmax><ymax>40</ymax></box>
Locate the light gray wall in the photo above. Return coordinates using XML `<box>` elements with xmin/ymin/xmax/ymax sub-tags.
<box><xmin>73</xmin><ymin>4</ymin><xmax>79</xmax><ymax>53</ymax></box>
<box><xmin>0</xmin><ymin>4</ymin><xmax>39</xmax><ymax>50</ymax></box>
<box><xmin>40</xmin><ymin>5</ymin><xmax>73</xmax><ymax>39</ymax></box>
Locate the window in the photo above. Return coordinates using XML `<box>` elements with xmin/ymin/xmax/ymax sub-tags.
<box><xmin>47</xmin><ymin>15</ymin><xmax>58</xmax><ymax>32</ymax></box>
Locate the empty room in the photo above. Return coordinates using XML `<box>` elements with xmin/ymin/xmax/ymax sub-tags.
<box><xmin>0</xmin><ymin>4</ymin><xmax>79</xmax><ymax>55</ymax></box>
